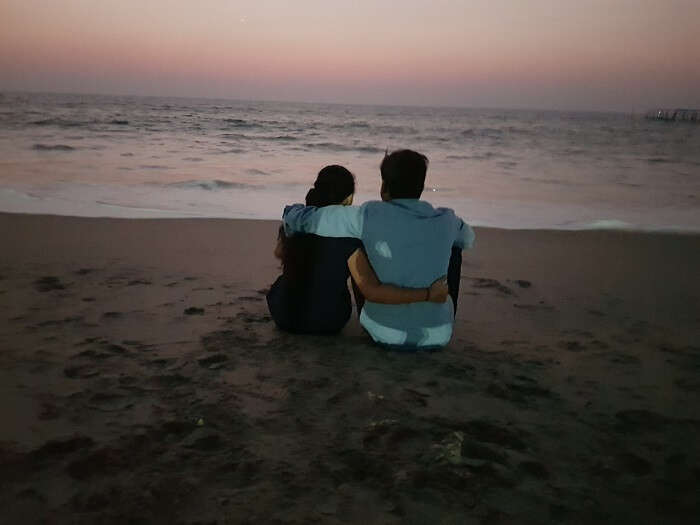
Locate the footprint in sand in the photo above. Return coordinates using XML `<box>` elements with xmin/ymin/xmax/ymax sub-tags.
<box><xmin>63</xmin><ymin>365</ymin><xmax>100</xmax><ymax>379</ymax></box>
<box><xmin>184</xmin><ymin>306</ymin><xmax>205</xmax><ymax>315</ymax></box>
<box><xmin>15</xmin><ymin>488</ymin><xmax>45</xmax><ymax>504</ymax></box>
<box><xmin>586</xmin><ymin>308</ymin><xmax>606</xmax><ymax>316</ymax></box>
<box><xmin>500</xmin><ymin>340</ymin><xmax>529</xmax><ymax>346</ymax></box>
<box><xmin>197</xmin><ymin>353</ymin><xmax>228</xmax><ymax>368</ymax></box>
<box><xmin>517</xmin><ymin>460</ymin><xmax>549</xmax><ymax>480</ymax></box>
<box><xmin>438</xmin><ymin>363</ymin><xmax>475</xmax><ymax>380</ymax></box>
<box><xmin>153</xmin><ymin>420</ymin><xmax>197</xmax><ymax>440</ymax></box>
<box><xmin>468</xmin><ymin>277</ymin><xmax>514</xmax><ymax>296</ymax></box>
<box><xmin>461</xmin><ymin>438</ymin><xmax>509</xmax><ymax>465</ymax></box>
<box><xmin>400</xmin><ymin>387</ymin><xmax>430</xmax><ymax>407</ymax></box>
<box><xmin>118</xmin><ymin>376</ymin><xmax>138</xmax><ymax>387</ymax></box>
<box><xmin>235</xmin><ymin>312</ymin><xmax>271</xmax><ymax>323</ymax></box>
<box><xmin>36</xmin><ymin>316</ymin><xmax>83</xmax><ymax>327</ymax></box>
<box><xmin>151</xmin><ymin>373</ymin><xmax>190</xmax><ymax>387</ymax></box>
<box><xmin>71</xmin><ymin>348</ymin><xmax>111</xmax><ymax>360</ymax></box>
<box><xmin>71</xmin><ymin>340</ymin><xmax>127</xmax><ymax>360</ymax></box>
<box><xmin>66</xmin><ymin>446</ymin><xmax>132</xmax><ymax>480</ymax></box>
<box><xmin>127</xmin><ymin>279</ymin><xmax>152</xmax><ymax>286</ymax></box>
<box><xmin>563</xmin><ymin>329</ymin><xmax>595</xmax><ymax>338</ymax></box>
<box><xmin>181</xmin><ymin>430</ymin><xmax>225</xmax><ymax>451</ymax></box>
<box><xmin>609</xmin><ymin>353</ymin><xmax>641</xmax><ymax>365</ymax></box>
<box><xmin>513</xmin><ymin>302</ymin><xmax>554</xmax><ymax>311</ymax></box>
<box><xmin>145</xmin><ymin>357</ymin><xmax>169</xmax><ymax>368</ymax></box>
<box><xmin>675</xmin><ymin>377</ymin><xmax>700</xmax><ymax>392</ymax></box>
<box><xmin>30</xmin><ymin>435</ymin><xmax>95</xmax><ymax>461</ymax></box>
<box><xmin>87</xmin><ymin>392</ymin><xmax>134</xmax><ymax>412</ymax></box>
<box><xmin>510</xmin><ymin>376</ymin><xmax>554</xmax><ymax>398</ymax></box>
<box><xmin>37</xmin><ymin>402</ymin><xmax>60</xmax><ymax>420</ymax></box>
<box><xmin>362</xmin><ymin>421</ymin><xmax>421</xmax><ymax>454</ymax></box>
<box><xmin>616</xmin><ymin>452</ymin><xmax>652</xmax><ymax>476</ymax></box>
<box><xmin>34</xmin><ymin>276</ymin><xmax>66</xmax><ymax>292</ymax></box>
<box><xmin>615</xmin><ymin>409</ymin><xmax>668</xmax><ymax>433</ymax></box>
<box><xmin>459</xmin><ymin>419</ymin><xmax>528</xmax><ymax>452</ymax></box>
<box><xmin>559</xmin><ymin>340</ymin><xmax>586</xmax><ymax>352</ymax></box>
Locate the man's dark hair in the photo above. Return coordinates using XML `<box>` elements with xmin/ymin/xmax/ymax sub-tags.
<box><xmin>380</xmin><ymin>149</ymin><xmax>428</xmax><ymax>199</ymax></box>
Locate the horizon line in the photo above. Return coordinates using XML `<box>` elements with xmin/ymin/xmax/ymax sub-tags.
<box><xmin>0</xmin><ymin>88</ymin><xmax>637</xmax><ymax>115</ymax></box>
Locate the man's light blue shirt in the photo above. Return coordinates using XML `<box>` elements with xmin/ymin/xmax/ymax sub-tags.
<box><xmin>283</xmin><ymin>199</ymin><xmax>475</xmax><ymax>348</ymax></box>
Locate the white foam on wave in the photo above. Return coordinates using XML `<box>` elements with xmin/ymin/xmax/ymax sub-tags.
<box><xmin>165</xmin><ymin>179</ymin><xmax>261</xmax><ymax>191</ymax></box>
<box><xmin>580</xmin><ymin>219</ymin><xmax>634</xmax><ymax>230</ymax></box>
<box><xmin>2</xmin><ymin>183</ymin><xmax>699</xmax><ymax>234</ymax></box>
<box><xmin>0</xmin><ymin>183</ymin><xmax>288</xmax><ymax>220</ymax></box>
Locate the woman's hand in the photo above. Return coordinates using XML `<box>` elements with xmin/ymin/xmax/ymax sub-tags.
<box><xmin>427</xmin><ymin>276</ymin><xmax>449</xmax><ymax>303</ymax></box>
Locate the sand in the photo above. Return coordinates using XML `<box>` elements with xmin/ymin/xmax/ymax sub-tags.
<box><xmin>1</xmin><ymin>211</ymin><xmax>699</xmax><ymax>524</ymax></box>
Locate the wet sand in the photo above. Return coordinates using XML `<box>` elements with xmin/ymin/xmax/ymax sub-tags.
<box><xmin>1</xmin><ymin>212</ymin><xmax>699</xmax><ymax>524</ymax></box>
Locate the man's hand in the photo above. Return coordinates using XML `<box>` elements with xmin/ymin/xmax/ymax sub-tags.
<box><xmin>427</xmin><ymin>276</ymin><xmax>449</xmax><ymax>303</ymax></box>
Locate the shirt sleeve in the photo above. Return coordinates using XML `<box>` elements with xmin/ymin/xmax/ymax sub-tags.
<box><xmin>453</xmin><ymin>217</ymin><xmax>476</xmax><ymax>249</ymax></box>
<box><xmin>283</xmin><ymin>203</ymin><xmax>364</xmax><ymax>239</ymax></box>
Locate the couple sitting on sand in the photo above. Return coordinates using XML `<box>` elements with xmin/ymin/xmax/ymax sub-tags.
<box><xmin>266</xmin><ymin>149</ymin><xmax>475</xmax><ymax>349</ymax></box>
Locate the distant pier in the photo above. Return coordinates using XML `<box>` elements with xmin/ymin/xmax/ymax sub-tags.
<box><xmin>645</xmin><ymin>108</ymin><xmax>699</xmax><ymax>122</ymax></box>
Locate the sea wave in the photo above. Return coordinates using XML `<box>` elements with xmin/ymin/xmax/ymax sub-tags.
<box><xmin>446</xmin><ymin>152</ymin><xmax>497</xmax><ymax>160</ymax></box>
<box><xmin>167</xmin><ymin>179</ymin><xmax>260</xmax><ymax>191</ymax></box>
<box><xmin>246</xmin><ymin>168</ymin><xmax>271</xmax><ymax>176</ymax></box>
<box><xmin>221</xmin><ymin>118</ymin><xmax>260</xmax><ymax>129</ymax></box>
<box><xmin>374</xmin><ymin>125</ymin><xmax>417</xmax><ymax>134</ymax></box>
<box><xmin>330</xmin><ymin>121</ymin><xmax>371</xmax><ymax>129</ymax></box>
<box><xmin>32</xmin><ymin>118</ymin><xmax>90</xmax><ymax>128</ymax></box>
<box><xmin>303</xmin><ymin>142</ymin><xmax>384</xmax><ymax>154</ymax></box>
<box><xmin>32</xmin><ymin>144</ymin><xmax>75</xmax><ymax>151</ymax></box>
<box><xmin>259</xmin><ymin>135</ymin><xmax>298</xmax><ymax>141</ymax></box>
<box><xmin>464</xmin><ymin>128</ymin><xmax>505</xmax><ymax>137</ymax></box>
<box><xmin>218</xmin><ymin>133</ymin><xmax>249</xmax><ymax>140</ymax></box>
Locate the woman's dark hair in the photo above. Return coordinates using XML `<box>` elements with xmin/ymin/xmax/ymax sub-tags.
<box><xmin>304</xmin><ymin>165</ymin><xmax>355</xmax><ymax>206</ymax></box>
<box><xmin>281</xmin><ymin>165</ymin><xmax>355</xmax><ymax>293</ymax></box>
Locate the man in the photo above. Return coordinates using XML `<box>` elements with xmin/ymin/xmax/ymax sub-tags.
<box><xmin>283</xmin><ymin>149</ymin><xmax>475</xmax><ymax>349</ymax></box>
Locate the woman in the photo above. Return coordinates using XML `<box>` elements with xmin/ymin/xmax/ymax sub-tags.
<box><xmin>266</xmin><ymin>165</ymin><xmax>447</xmax><ymax>334</ymax></box>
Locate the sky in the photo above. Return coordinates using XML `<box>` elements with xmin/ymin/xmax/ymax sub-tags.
<box><xmin>1</xmin><ymin>0</ymin><xmax>699</xmax><ymax>111</ymax></box>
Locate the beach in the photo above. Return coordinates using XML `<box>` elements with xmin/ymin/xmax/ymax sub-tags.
<box><xmin>1</xmin><ymin>211</ymin><xmax>699</xmax><ymax>524</ymax></box>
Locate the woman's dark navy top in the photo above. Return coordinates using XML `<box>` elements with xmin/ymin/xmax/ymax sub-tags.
<box><xmin>266</xmin><ymin>231</ymin><xmax>361</xmax><ymax>334</ymax></box>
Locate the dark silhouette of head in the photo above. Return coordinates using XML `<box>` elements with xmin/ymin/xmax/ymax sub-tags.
<box><xmin>281</xmin><ymin>165</ymin><xmax>355</xmax><ymax>296</ymax></box>
<box><xmin>305</xmin><ymin>165</ymin><xmax>355</xmax><ymax>207</ymax></box>
<box><xmin>380</xmin><ymin>149</ymin><xmax>428</xmax><ymax>200</ymax></box>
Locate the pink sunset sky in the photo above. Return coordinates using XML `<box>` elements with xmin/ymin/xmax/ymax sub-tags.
<box><xmin>1</xmin><ymin>0</ymin><xmax>699</xmax><ymax>111</ymax></box>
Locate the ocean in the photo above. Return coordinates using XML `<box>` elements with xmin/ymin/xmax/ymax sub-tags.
<box><xmin>1</xmin><ymin>92</ymin><xmax>698</xmax><ymax>231</ymax></box>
